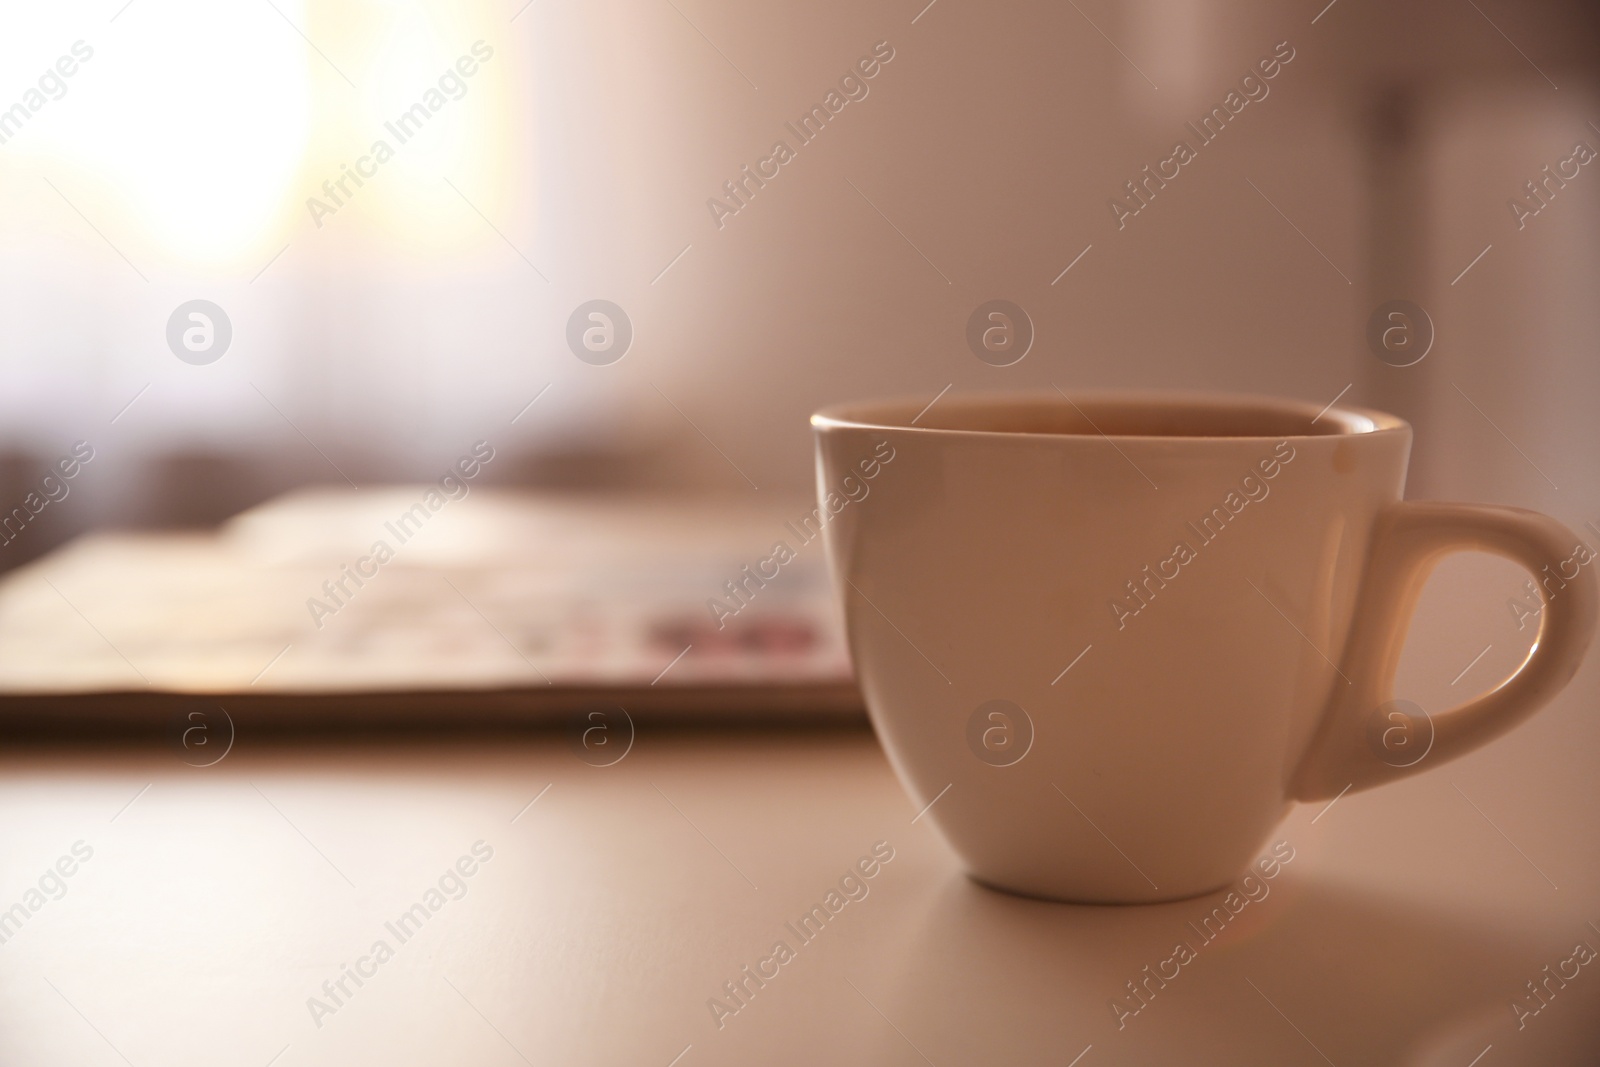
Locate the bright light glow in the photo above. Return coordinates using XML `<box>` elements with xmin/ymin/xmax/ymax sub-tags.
<box><xmin>4</xmin><ymin>1</ymin><xmax>310</xmax><ymax>264</ymax></box>
<box><xmin>0</xmin><ymin>1</ymin><xmax>520</xmax><ymax>265</ymax></box>
<box><xmin>282</xmin><ymin>1</ymin><xmax>521</xmax><ymax>251</ymax></box>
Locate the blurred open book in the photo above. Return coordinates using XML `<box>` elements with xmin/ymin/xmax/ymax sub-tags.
<box><xmin>0</xmin><ymin>489</ymin><xmax>860</xmax><ymax>724</ymax></box>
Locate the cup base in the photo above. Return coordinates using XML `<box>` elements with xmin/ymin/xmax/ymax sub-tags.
<box><xmin>965</xmin><ymin>869</ymin><xmax>1240</xmax><ymax>907</ymax></box>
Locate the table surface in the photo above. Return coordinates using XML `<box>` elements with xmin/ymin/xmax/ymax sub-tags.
<box><xmin>0</xmin><ymin>726</ymin><xmax>1594</xmax><ymax>1067</ymax></box>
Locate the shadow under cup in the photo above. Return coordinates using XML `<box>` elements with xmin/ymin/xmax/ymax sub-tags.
<box><xmin>810</xmin><ymin>391</ymin><xmax>1594</xmax><ymax>903</ymax></box>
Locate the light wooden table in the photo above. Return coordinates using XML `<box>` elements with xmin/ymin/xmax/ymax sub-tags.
<box><xmin>0</xmin><ymin>725</ymin><xmax>1594</xmax><ymax>1066</ymax></box>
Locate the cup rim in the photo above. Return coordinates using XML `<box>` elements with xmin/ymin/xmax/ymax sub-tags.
<box><xmin>810</xmin><ymin>389</ymin><xmax>1409</xmax><ymax>441</ymax></box>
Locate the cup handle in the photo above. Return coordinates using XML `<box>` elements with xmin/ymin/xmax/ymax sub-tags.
<box><xmin>1290</xmin><ymin>501</ymin><xmax>1597</xmax><ymax>801</ymax></box>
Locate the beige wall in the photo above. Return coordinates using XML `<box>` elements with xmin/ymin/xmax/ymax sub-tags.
<box><xmin>538</xmin><ymin>0</ymin><xmax>1597</xmax><ymax>510</ymax></box>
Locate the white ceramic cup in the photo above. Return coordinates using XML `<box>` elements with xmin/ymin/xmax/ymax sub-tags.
<box><xmin>811</xmin><ymin>391</ymin><xmax>1596</xmax><ymax>903</ymax></box>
